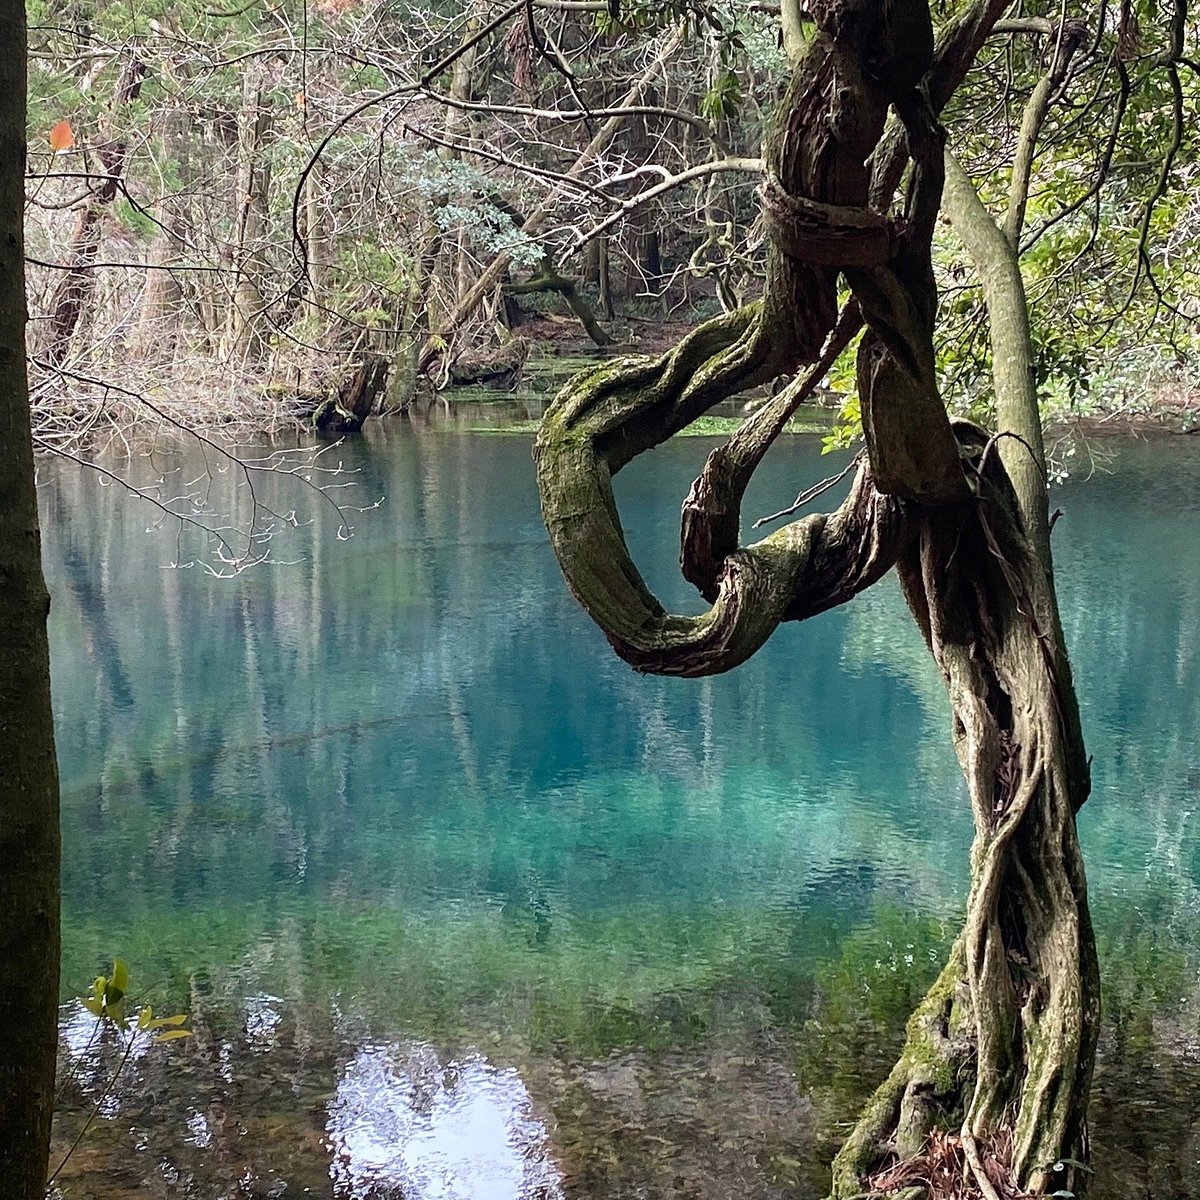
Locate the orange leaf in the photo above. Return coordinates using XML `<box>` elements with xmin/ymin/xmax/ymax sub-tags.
<box><xmin>295</xmin><ymin>91</ymin><xmax>306</xmax><ymax>109</ymax></box>
<box><xmin>49</xmin><ymin>119</ymin><xmax>74</xmax><ymax>152</ymax></box>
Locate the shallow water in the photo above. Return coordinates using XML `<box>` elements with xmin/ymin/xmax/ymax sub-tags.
<box><xmin>41</xmin><ymin>426</ymin><xmax>1200</xmax><ymax>1198</ymax></box>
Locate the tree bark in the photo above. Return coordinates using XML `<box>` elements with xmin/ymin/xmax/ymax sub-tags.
<box><xmin>942</xmin><ymin>153</ymin><xmax>1050</xmax><ymax>567</ymax></box>
<box><xmin>312</xmin><ymin>352</ymin><xmax>389</xmax><ymax>433</ymax></box>
<box><xmin>535</xmin><ymin>2</ymin><xmax>1099</xmax><ymax>1195</ymax></box>
<box><xmin>831</xmin><ymin>428</ymin><xmax>1097</xmax><ymax>1200</ymax></box>
<box><xmin>0</xmin><ymin>3</ymin><xmax>63</xmax><ymax>1195</ymax></box>
<box><xmin>939</xmin><ymin>21</ymin><xmax>1086</xmax><ymax>569</ymax></box>
<box><xmin>133</xmin><ymin>102</ymin><xmax>191</xmax><ymax>361</ymax></box>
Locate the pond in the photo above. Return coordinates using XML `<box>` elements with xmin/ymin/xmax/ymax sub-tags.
<box><xmin>41</xmin><ymin>425</ymin><xmax>1200</xmax><ymax>1199</ymax></box>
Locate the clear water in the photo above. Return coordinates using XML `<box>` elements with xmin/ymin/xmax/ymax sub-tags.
<box><xmin>41</xmin><ymin>428</ymin><xmax>1200</xmax><ymax>1198</ymax></box>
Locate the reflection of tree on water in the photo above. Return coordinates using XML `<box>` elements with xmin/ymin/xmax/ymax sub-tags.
<box><xmin>327</xmin><ymin>1041</ymin><xmax>562</xmax><ymax>1200</ymax></box>
<box><xmin>42</xmin><ymin>436</ymin><xmax>1200</xmax><ymax>1196</ymax></box>
<box><xmin>48</xmin><ymin>921</ymin><xmax>1200</xmax><ymax>1199</ymax></box>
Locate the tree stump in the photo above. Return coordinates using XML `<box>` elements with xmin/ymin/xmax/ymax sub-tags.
<box><xmin>312</xmin><ymin>353</ymin><xmax>389</xmax><ymax>434</ymax></box>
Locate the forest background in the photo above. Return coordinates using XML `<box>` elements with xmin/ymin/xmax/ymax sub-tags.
<box><xmin>22</xmin><ymin>0</ymin><xmax>1200</xmax><ymax>452</ymax></box>
<box><xmin>3</xmin><ymin>0</ymin><xmax>1199</xmax><ymax>1196</ymax></box>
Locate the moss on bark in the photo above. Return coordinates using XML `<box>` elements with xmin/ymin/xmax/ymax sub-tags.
<box><xmin>535</xmin><ymin>1</ymin><xmax>1099</xmax><ymax>1195</ymax></box>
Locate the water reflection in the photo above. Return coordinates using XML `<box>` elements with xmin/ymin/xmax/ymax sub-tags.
<box><xmin>59</xmin><ymin>1001</ymin><xmax>152</xmax><ymax>1119</ymax></box>
<box><xmin>328</xmin><ymin>1041</ymin><xmax>563</xmax><ymax>1199</ymax></box>
<box><xmin>41</xmin><ymin>430</ymin><xmax>1200</xmax><ymax>1197</ymax></box>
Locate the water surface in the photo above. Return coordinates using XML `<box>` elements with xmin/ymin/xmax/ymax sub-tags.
<box><xmin>42</xmin><ymin>427</ymin><xmax>1200</xmax><ymax>1198</ymax></box>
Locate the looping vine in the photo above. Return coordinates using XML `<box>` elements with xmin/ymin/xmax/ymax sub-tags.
<box><xmin>536</xmin><ymin>0</ymin><xmax>1099</xmax><ymax>1194</ymax></box>
<box><xmin>758</xmin><ymin>173</ymin><xmax>898</xmax><ymax>267</ymax></box>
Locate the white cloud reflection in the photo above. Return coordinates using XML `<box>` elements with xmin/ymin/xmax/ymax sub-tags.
<box><xmin>326</xmin><ymin>1041</ymin><xmax>564</xmax><ymax>1200</ymax></box>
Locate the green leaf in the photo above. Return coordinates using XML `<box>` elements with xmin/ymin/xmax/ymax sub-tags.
<box><xmin>81</xmin><ymin>997</ymin><xmax>104</xmax><ymax>1017</ymax></box>
<box><xmin>154</xmin><ymin>1029</ymin><xmax>192</xmax><ymax>1042</ymax></box>
<box><xmin>1053</xmin><ymin>1159</ymin><xmax>1093</xmax><ymax>1174</ymax></box>
<box><xmin>111</xmin><ymin>959</ymin><xmax>129</xmax><ymax>995</ymax></box>
<box><xmin>144</xmin><ymin>1013</ymin><xmax>188</xmax><ymax>1031</ymax></box>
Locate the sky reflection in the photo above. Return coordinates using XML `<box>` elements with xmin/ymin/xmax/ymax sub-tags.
<box><xmin>327</xmin><ymin>1041</ymin><xmax>564</xmax><ymax>1200</ymax></box>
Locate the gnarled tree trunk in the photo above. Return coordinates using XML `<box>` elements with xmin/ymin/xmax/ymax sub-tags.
<box><xmin>535</xmin><ymin>2</ymin><xmax>1098</xmax><ymax>1196</ymax></box>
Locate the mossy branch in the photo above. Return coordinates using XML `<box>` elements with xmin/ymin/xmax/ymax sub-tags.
<box><xmin>535</xmin><ymin>305</ymin><xmax>911</xmax><ymax>677</ymax></box>
<box><xmin>505</xmin><ymin>254</ymin><xmax>614</xmax><ymax>346</ymax></box>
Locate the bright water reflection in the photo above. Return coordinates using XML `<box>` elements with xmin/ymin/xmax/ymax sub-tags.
<box><xmin>328</xmin><ymin>1040</ymin><xmax>562</xmax><ymax>1200</ymax></box>
<box><xmin>41</xmin><ymin>427</ymin><xmax>1200</xmax><ymax>1198</ymax></box>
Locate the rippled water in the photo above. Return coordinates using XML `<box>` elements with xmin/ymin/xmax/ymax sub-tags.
<box><xmin>41</xmin><ymin>426</ymin><xmax>1200</xmax><ymax>1198</ymax></box>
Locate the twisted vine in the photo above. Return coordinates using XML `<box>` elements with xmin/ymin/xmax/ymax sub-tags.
<box><xmin>535</xmin><ymin>0</ymin><xmax>1098</xmax><ymax>1194</ymax></box>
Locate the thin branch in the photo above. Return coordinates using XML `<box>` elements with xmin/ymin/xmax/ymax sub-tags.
<box><xmin>566</xmin><ymin>158</ymin><xmax>764</xmax><ymax>256</ymax></box>
<box><xmin>755</xmin><ymin>452</ymin><xmax>865</xmax><ymax>527</ymax></box>
<box><xmin>417</xmin><ymin>90</ymin><xmax>719</xmax><ymax>142</ymax></box>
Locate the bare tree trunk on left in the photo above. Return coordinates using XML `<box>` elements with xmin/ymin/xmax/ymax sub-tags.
<box><xmin>0</xmin><ymin>2</ymin><xmax>63</xmax><ymax>1196</ymax></box>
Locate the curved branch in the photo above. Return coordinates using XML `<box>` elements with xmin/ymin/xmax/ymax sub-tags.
<box><xmin>416</xmin><ymin>90</ymin><xmax>721</xmax><ymax>143</ymax></box>
<box><xmin>680</xmin><ymin>302</ymin><xmax>863</xmax><ymax>600</ymax></box>
<box><xmin>566</xmin><ymin>158</ymin><xmax>764</xmax><ymax>258</ymax></box>
<box><xmin>535</xmin><ymin>306</ymin><xmax>911</xmax><ymax>677</ymax></box>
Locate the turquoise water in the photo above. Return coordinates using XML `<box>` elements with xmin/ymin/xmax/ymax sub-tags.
<box><xmin>42</xmin><ymin>428</ymin><xmax>1200</xmax><ymax>1198</ymax></box>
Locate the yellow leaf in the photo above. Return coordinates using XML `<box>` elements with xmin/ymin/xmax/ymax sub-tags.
<box><xmin>49</xmin><ymin>119</ymin><xmax>75</xmax><ymax>152</ymax></box>
<box><xmin>145</xmin><ymin>1013</ymin><xmax>189</xmax><ymax>1030</ymax></box>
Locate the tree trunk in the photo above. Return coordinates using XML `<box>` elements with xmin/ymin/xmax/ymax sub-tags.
<box><xmin>224</xmin><ymin>67</ymin><xmax>273</xmax><ymax>362</ymax></box>
<box><xmin>133</xmin><ymin>228</ymin><xmax>185</xmax><ymax>361</ymax></box>
<box><xmin>0</xmin><ymin>3</ymin><xmax>63</xmax><ymax>1196</ymax></box>
<box><xmin>312</xmin><ymin>352</ymin><xmax>389</xmax><ymax>434</ymax></box>
<box><xmin>831</xmin><ymin>428</ymin><xmax>1098</xmax><ymax>1199</ymax></box>
<box><xmin>938</xmin><ymin>20</ymin><xmax>1086</xmax><ymax>569</ymax></box>
<box><xmin>133</xmin><ymin>104</ymin><xmax>190</xmax><ymax>361</ymax></box>
<box><xmin>942</xmin><ymin>153</ymin><xmax>1049</xmax><ymax>564</ymax></box>
<box><xmin>626</xmin><ymin>102</ymin><xmax>665</xmax><ymax>306</ymax></box>
<box><xmin>597</xmin><ymin>235</ymin><xmax>614</xmax><ymax>320</ymax></box>
<box><xmin>534</xmin><ymin>2</ymin><xmax>1099</xmax><ymax>1195</ymax></box>
<box><xmin>44</xmin><ymin>54</ymin><xmax>146</xmax><ymax>364</ymax></box>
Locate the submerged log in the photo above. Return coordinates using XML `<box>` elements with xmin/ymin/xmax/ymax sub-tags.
<box><xmin>312</xmin><ymin>353</ymin><xmax>389</xmax><ymax>434</ymax></box>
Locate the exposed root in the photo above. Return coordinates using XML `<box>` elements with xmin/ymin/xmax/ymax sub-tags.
<box><xmin>868</xmin><ymin>1128</ymin><xmax>1032</xmax><ymax>1200</ymax></box>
